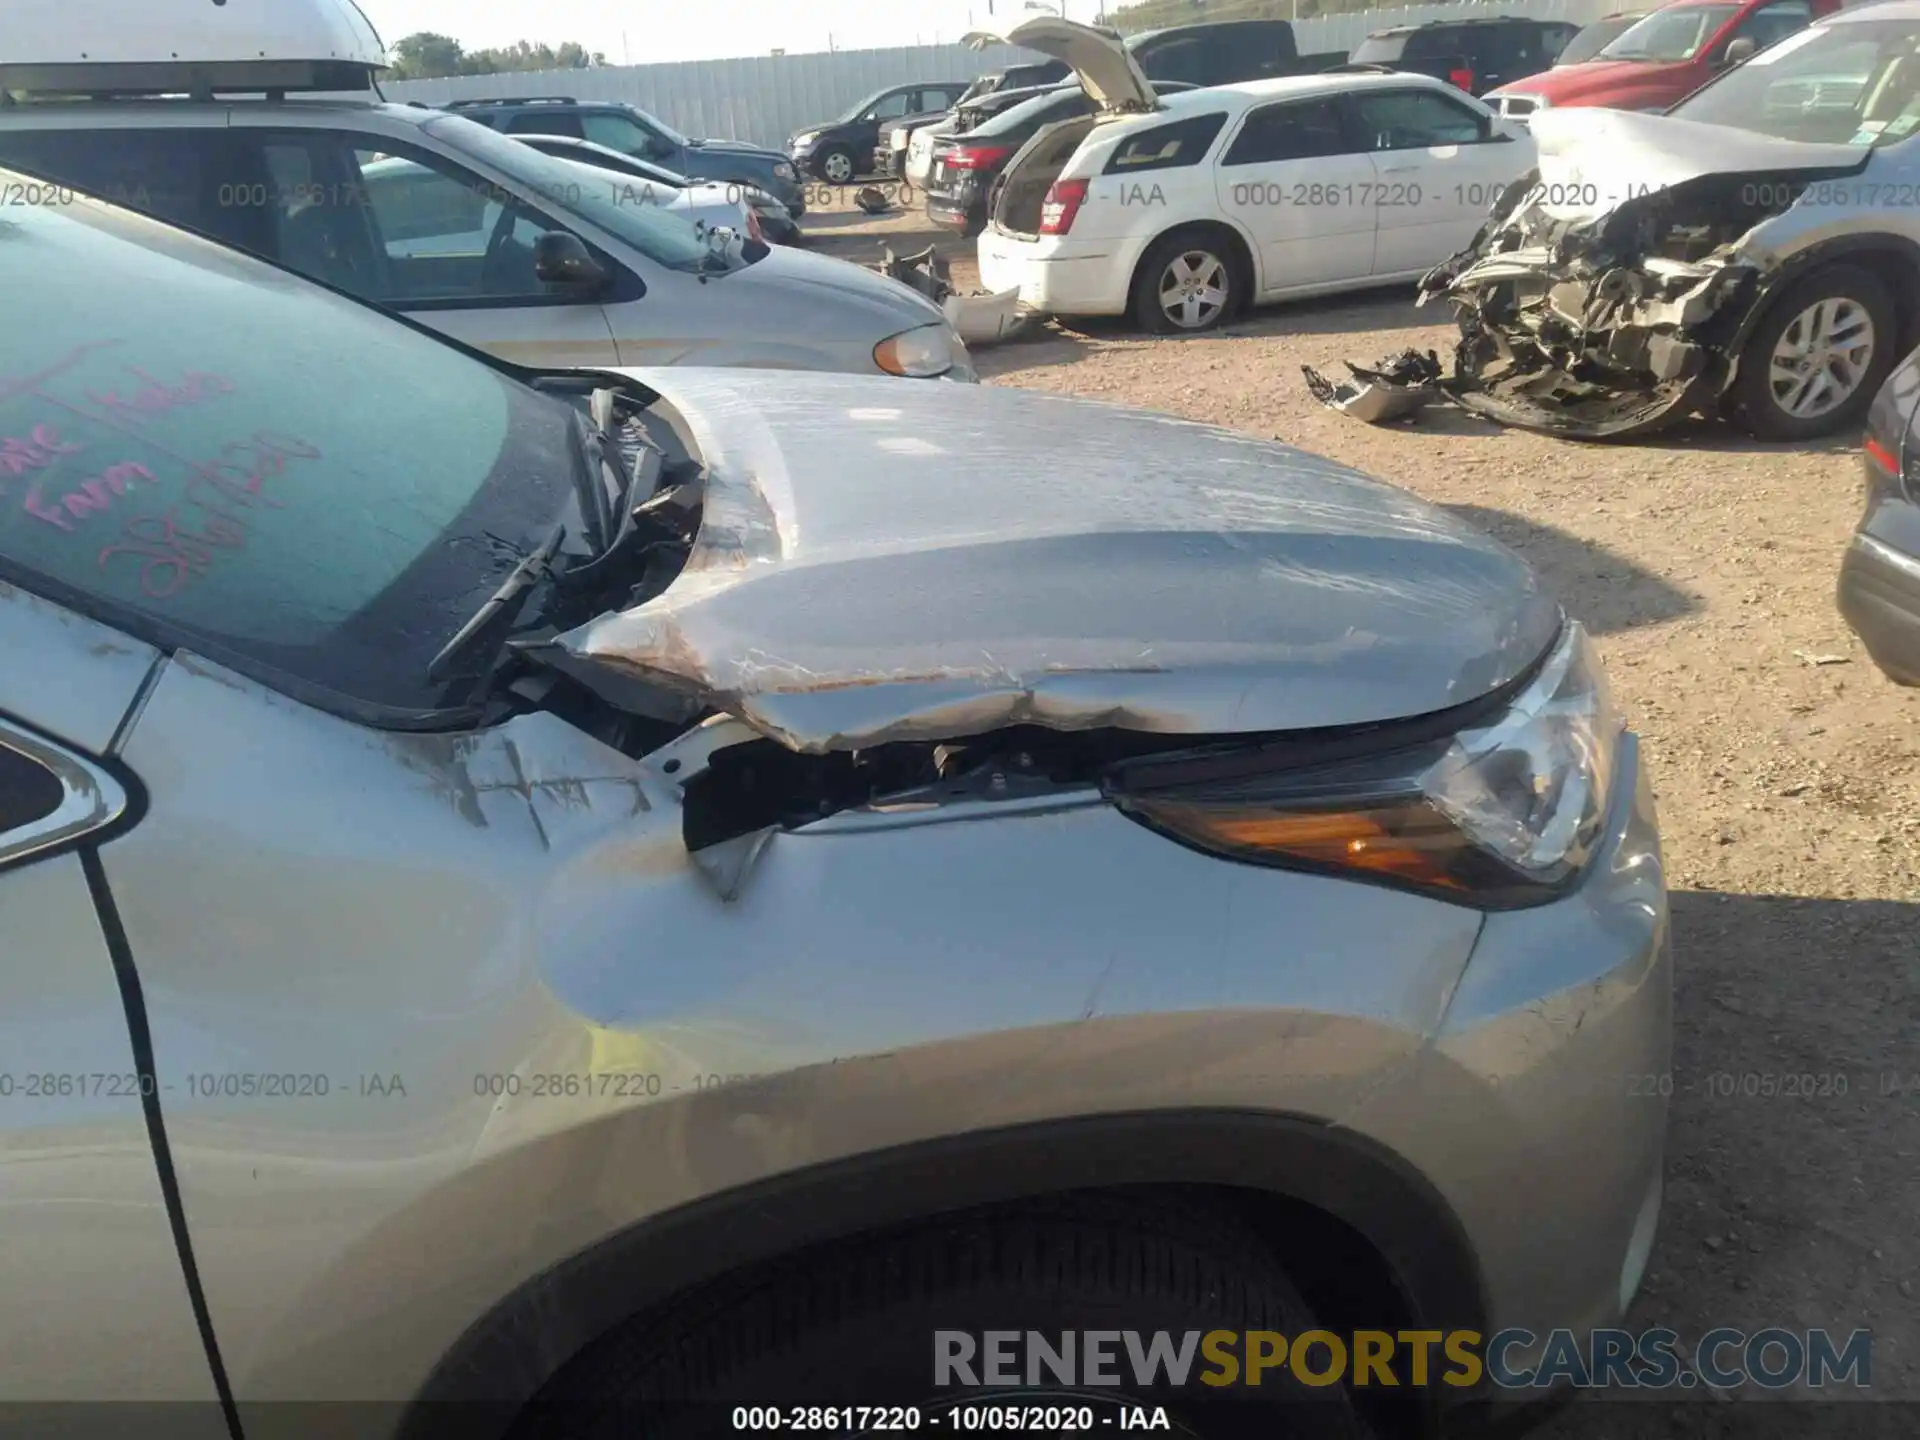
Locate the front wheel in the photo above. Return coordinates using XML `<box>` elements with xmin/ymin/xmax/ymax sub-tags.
<box><xmin>815</xmin><ymin>146</ymin><xmax>857</xmax><ymax>185</ymax></box>
<box><xmin>1133</xmin><ymin>230</ymin><xmax>1245</xmax><ymax>335</ymax></box>
<box><xmin>507</xmin><ymin>1197</ymin><xmax>1374</xmax><ymax>1439</ymax></box>
<box><xmin>1730</xmin><ymin>265</ymin><xmax>1897</xmax><ymax>441</ymax></box>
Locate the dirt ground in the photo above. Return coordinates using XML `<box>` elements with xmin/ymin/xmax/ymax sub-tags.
<box><xmin>803</xmin><ymin>195</ymin><xmax>1920</xmax><ymax>1426</ymax></box>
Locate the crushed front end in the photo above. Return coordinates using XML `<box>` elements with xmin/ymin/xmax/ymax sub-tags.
<box><xmin>1416</xmin><ymin>171</ymin><xmax>1822</xmax><ymax>440</ymax></box>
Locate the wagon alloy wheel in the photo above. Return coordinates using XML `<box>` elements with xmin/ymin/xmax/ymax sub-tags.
<box><xmin>1159</xmin><ymin>250</ymin><xmax>1229</xmax><ymax>331</ymax></box>
<box><xmin>1732</xmin><ymin>264</ymin><xmax>1896</xmax><ymax>441</ymax></box>
<box><xmin>1768</xmin><ymin>297</ymin><xmax>1875</xmax><ymax>421</ymax></box>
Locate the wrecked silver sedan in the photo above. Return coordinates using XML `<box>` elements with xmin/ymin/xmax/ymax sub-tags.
<box><xmin>1</xmin><ymin>165</ymin><xmax>1669</xmax><ymax>1433</ymax></box>
<box><xmin>1419</xmin><ymin>5</ymin><xmax>1920</xmax><ymax>441</ymax></box>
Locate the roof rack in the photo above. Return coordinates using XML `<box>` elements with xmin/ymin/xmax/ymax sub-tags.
<box><xmin>445</xmin><ymin>95</ymin><xmax>580</xmax><ymax>108</ymax></box>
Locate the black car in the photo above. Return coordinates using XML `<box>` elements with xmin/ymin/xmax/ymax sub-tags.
<box><xmin>1345</xmin><ymin>17</ymin><xmax>1580</xmax><ymax>96</ymax></box>
<box><xmin>787</xmin><ymin>81</ymin><xmax>971</xmax><ymax>183</ymax></box>
<box><xmin>442</xmin><ymin>95</ymin><xmax>807</xmax><ymax>217</ymax></box>
<box><xmin>1839</xmin><ymin>343</ymin><xmax>1920</xmax><ymax>686</ymax></box>
<box><xmin>923</xmin><ymin>79</ymin><xmax>1195</xmax><ymax>237</ymax></box>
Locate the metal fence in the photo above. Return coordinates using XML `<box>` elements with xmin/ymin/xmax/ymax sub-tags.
<box><xmin>374</xmin><ymin>0</ymin><xmax>1623</xmax><ymax>150</ymax></box>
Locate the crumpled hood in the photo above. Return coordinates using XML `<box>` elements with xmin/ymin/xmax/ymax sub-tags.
<box><xmin>1526</xmin><ymin>106</ymin><xmax>1871</xmax><ymax>222</ymax></box>
<box><xmin>543</xmin><ymin>371</ymin><xmax>1561</xmax><ymax>753</ymax></box>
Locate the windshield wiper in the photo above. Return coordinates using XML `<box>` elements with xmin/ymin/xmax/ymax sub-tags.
<box><xmin>425</xmin><ymin>522</ymin><xmax>572</xmax><ymax>687</ymax></box>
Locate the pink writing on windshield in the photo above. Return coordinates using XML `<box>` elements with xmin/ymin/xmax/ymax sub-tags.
<box><xmin>0</xmin><ymin>423</ymin><xmax>86</xmax><ymax>478</ymax></box>
<box><xmin>83</xmin><ymin>368</ymin><xmax>237</xmax><ymax>426</ymax></box>
<box><xmin>96</xmin><ymin>432</ymin><xmax>322</xmax><ymax>597</ymax></box>
<box><xmin>23</xmin><ymin>461</ymin><xmax>161</xmax><ymax>531</ymax></box>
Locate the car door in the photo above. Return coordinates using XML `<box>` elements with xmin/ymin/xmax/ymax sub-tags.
<box><xmin>1214</xmin><ymin>93</ymin><xmax>1378</xmax><ymax>292</ymax></box>
<box><xmin>1473</xmin><ymin>25</ymin><xmax>1534</xmax><ymax>93</ymax></box>
<box><xmin>1351</xmin><ymin>86</ymin><xmax>1519</xmax><ymax>277</ymax></box>
<box><xmin>245</xmin><ymin>131</ymin><xmax>623</xmax><ymax>368</ymax></box>
<box><xmin>0</xmin><ymin>587</ymin><xmax>224</xmax><ymax>1417</ymax></box>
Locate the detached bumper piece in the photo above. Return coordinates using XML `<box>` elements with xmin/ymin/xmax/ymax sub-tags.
<box><xmin>876</xmin><ymin>244</ymin><xmax>1029</xmax><ymax>347</ymax></box>
<box><xmin>1302</xmin><ymin>348</ymin><xmax>1449</xmax><ymax>425</ymax></box>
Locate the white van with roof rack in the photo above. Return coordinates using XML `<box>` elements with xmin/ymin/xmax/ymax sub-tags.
<box><xmin>0</xmin><ymin>0</ymin><xmax>973</xmax><ymax>380</ymax></box>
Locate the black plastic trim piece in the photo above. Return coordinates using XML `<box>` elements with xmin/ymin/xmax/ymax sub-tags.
<box><xmin>80</xmin><ymin>846</ymin><xmax>244</xmax><ymax>1440</ymax></box>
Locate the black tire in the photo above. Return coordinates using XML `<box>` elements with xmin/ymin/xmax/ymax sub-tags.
<box><xmin>1730</xmin><ymin>264</ymin><xmax>1898</xmax><ymax>441</ymax></box>
<box><xmin>814</xmin><ymin>145</ymin><xmax>858</xmax><ymax>185</ymax></box>
<box><xmin>1132</xmin><ymin>228</ymin><xmax>1248</xmax><ymax>336</ymax></box>
<box><xmin>510</xmin><ymin>1196</ymin><xmax>1373</xmax><ymax>1440</ymax></box>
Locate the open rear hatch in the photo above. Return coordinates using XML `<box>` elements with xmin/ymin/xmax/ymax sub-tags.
<box><xmin>962</xmin><ymin>16</ymin><xmax>1161</xmax><ymax>116</ymax></box>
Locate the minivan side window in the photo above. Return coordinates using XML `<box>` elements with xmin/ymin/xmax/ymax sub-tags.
<box><xmin>1351</xmin><ymin>89</ymin><xmax>1488</xmax><ymax>149</ymax></box>
<box><xmin>0</xmin><ymin>128</ymin><xmax>269</xmax><ymax>254</ymax></box>
<box><xmin>255</xmin><ymin>135</ymin><xmax>583</xmax><ymax>308</ymax></box>
<box><xmin>1222</xmin><ymin>97</ymin><xmax>1357</xmax><ymax>165</ymax></box>
<box><xmin>1102</xmin><ymin>113</ymin><xmax>1231</xmax><ymax>174</ymax></box>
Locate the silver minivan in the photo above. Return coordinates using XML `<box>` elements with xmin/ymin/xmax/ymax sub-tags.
<box><xmin>0</xmin><ymin>91</ymin><xmax>973</xmax><ymax>382</ymax></box>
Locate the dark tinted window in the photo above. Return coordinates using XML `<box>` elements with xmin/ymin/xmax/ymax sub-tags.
<box><xmin>0</xmin><ymin>744</ymin><xmax>63</xmax><ymax>837</ymax></box>
<box><xmin>1402</xmin><ymin>28</ymin><xmax>1463</xmax><ymax>60</ymax></box>
<box><xmin>506</xmin><ymin>110</ymin><xmax>586</xmax><ymax>139</ymax></box>
<box><xmin>868</xmin><ymin>89</ymin><xmax>919</xmax><ymax>120</ymax></box>
<box><xmin>1102</xmin><ymin>113</ymin><xmax>1230</xmax><ymax>173</ymax></box>
<box><xmin>0</xmin><ymin>186</ymin><xmax>586</xmax><ymax>719</ymax></box>
<box><xmin>1351</xmin><ymin>88</ymin><xmax>1487</xmax><ymax>148</ymax></box>
<box><xmin>1730</xmin><ymin>0</ymin><xmax>1813</xmax><ymax>51</ymax></box>
<box><xmin>1222</xmin><ymin>96</ymin><xmax>1356</xmax><ymax>164</ymax></box>
<box><xmin>1139</xmin><ymin>35</ymin><xmax>1213</xmax><ymax>84</ymax></box>
<box><xmin>0</xmin><ymin>128</ymin><xmax>269</xmax><ymax>253</ymax></box>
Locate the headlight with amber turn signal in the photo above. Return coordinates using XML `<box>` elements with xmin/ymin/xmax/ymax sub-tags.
<box><xmin>1110</xmin><ymin>623</ymin><xmax>1621</xmax><ymax>909</ymax></box>
<box><xmin>873</xmin><ymin>322</ymin><xmax>956</xmax><ymax>378</ymax></box>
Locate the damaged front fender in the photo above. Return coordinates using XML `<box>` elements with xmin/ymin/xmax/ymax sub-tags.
<box><xmin>1417</xmin><ymin>169</ymin><xmax>1800</xmax><ymax>439</ymax></box>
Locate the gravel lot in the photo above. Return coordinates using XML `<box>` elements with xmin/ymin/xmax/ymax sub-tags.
<box><xmin>806</xmin><ymin>195</ymin><xmax>1920</xmax><ymax>1429</ymax></box>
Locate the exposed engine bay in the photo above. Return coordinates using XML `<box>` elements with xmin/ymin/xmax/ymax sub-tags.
<box><xmin>1407</xmin><ymin>167</ymin><xmax>1856</xmax><ymax>439</ymax></box>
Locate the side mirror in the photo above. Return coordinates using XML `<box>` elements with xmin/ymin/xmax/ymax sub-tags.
<box><xmin>534</xmin><ymin>231</ymin><xmax>610</xmax><ymax>292</ymax></box>
<box><xmin>1722</xmin><ymin>36</ymin><xmax>1759</xmax><ymax>67</ymax></box>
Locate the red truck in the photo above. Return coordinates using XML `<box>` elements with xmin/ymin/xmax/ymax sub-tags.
<box><xmin>1482</xmin><ymin>0</ymin><xmax>1844</xmax><ymax>123</ymax></box>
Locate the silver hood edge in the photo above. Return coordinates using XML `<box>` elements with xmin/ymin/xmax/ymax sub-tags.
<box><xmin>543</xmin><ymin>369</ymin><xmax>1563</xmax><ymax>755</ymax></box>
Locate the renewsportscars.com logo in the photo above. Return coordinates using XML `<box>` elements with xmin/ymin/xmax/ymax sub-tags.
<box><xmin>934</xmin><ymin>1328</ymin><xmax>1873</xmax><ymax>1392</ymax></box>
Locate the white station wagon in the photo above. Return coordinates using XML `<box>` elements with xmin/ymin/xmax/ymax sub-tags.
<box><xmin>971</xmin><ymin>18</ymin><xmax>1540</xmax><ymax>333</ymax></box>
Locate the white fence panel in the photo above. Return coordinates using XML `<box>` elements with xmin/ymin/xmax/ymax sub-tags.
<box><xmin>379</xmin><ymin>43</ymin><xmax>1049</xmax><ymax>150</ymax></box>
<box><xmin>375</xmin><ymin>0</ymin><xmax>1632</xmax><ymax>149</ymax></box>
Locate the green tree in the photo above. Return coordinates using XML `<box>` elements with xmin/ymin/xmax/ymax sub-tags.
<box><xmin>385</xmin><ymin>32</ymin><xmax>607</xmax><ymax>81</ymax></box>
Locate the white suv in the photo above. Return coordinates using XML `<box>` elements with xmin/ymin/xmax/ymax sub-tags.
<box><xmin>971</xmin><ymin>20</ymin><xmax>1538</xmax><ymax>334</ymax></box>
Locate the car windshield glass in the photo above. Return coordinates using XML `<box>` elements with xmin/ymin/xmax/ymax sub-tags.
<box><xmin>425</xmin><ymin>114</ymin><xmax>722</xmax><ymax>271</ymax></box>
<box><xmin>0</xmin><ymin>177</ymin><xmax>590</xmax><ymax>721</ymax></box>
<box><xmin>839</xmin><ymin>89</ymin><xmax>889</xmax><ymax>122</ymax></box>
<box><xmin>631</xmin><ymin>106</ymin><xmax>689</xmax><ymax>147</ymax></box>
<box><xmin>1598</xmin><ymin>4</ymin><xmax>1740</xmax><ymax>60</ymax></box>
<box><xmin>1671</xmin><ymin>21</ymin><xmax>1920</xmax><ymax>145</ymax></box>
<box><xmin>973</xmin><ymin>88</ymin><xmax>1091</xmax><ymax>135</ymax></box>
<box><xmin>1559</xmin><ymin>15</ymin><xmax>1643</xmax><ymax>64</ymax></box>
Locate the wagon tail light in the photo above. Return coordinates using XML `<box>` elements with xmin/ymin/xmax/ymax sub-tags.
<box><xmin>1040</xmin><ymin>178</ymin><xmax>1089</xmax><ymax>235</ymax></box>
<box><xmin>1105</xmin><ymin>624</ymin><xmax>1623</xmax><ymax>909</ymax></box>
<box><xmin>1862</xmin><ymin>368</ymin><xmax>1913</xmax><ymax>501</ymax></box>
<box><xmin>945</xmin><ymin>145</ymin><xmax>1012</xmax><ymax>170</ymax></box>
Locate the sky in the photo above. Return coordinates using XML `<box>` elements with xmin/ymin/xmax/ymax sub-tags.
<box><xmin>357</xmin><ymin>0</ymin><xmax>1106</xmax><ymax>65</ymax></box>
